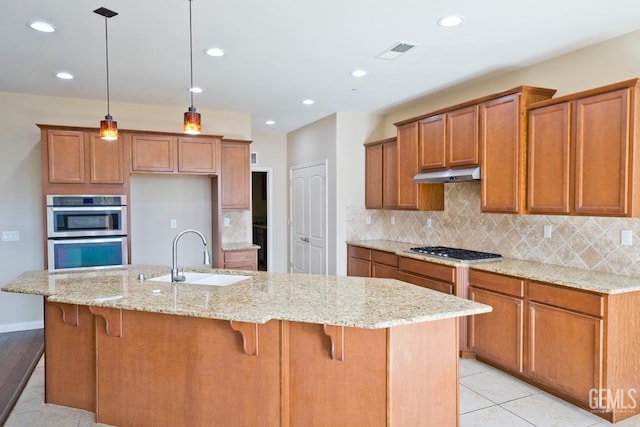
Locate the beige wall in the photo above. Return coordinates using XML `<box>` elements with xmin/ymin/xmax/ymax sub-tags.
<box><xmin>0</xmin><ymin>91</ymin><xmax>249</xmax><ymax>332</ymax></box>
<box><xmin>381</xmin><ymin>29</ymin><xmax>640</xmax><ymax>136</ymax></box>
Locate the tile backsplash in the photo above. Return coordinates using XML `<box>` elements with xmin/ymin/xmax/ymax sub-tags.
<box><xmin>222</xmin><ymin>210</ymin><xmax>251</xmax><ymax>244</ymax></box>
<box><xmin>347</xmin><ymin>182</ymin><xmax>640</xmax><ymax>276</ymax></box>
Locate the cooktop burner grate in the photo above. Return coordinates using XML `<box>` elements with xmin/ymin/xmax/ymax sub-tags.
<box><xmin>408</xmin><ymin>246</ymin><xmax>501</xmax><ymax>262</ymax></box>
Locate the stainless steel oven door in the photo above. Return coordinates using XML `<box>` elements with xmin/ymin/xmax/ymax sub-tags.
<box><xmin>47</xmin><ymin>206</ymin><xmax>127</xmax><ymax>238</ymax></box>
<box><xmin>47</xmin><ymin>237</ymin><xmax>128</xmax><ymax>271</ymax></box>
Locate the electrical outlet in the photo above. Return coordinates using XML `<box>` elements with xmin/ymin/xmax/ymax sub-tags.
<box><xmin>1</xmin><ymin>231</ymin><xmax>20</xmax><ymax>241</ymax></box>
<box><xmin>365</xmin><ymin>216</ymin><xmax>372</xmax><ymax>225</ymax></box>
<box><xmin>426</xmin><ymin>218</ymin><xmax>433</xmax><ymax>228</ymax></box>
<box><xmin>543</xmin><ymin>225</ymin><xmax>552</xmax><ymax>239</ymax></box>
<box><xmin>621</xmin><ymin>229</ymin><xmax>633</xmax><ymax>246</ymax></box>
<box><xmin>224</xmin><ymin>217</ymin><xmax>230</xmax><ymax>227</ymax></box>
<box><xmin>170</xmin><ymin>219</ymin><xmax>177</xmax><ymax>229</ymax></box>
<box><xmin>391</xmin><ymin>216</ymin><xmax>396</xmax><ymax>225</ymax></box>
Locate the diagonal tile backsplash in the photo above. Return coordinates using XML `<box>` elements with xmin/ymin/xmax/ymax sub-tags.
<box><xmin>347</xmin><ymin>182</ymin><xmax>640</xmax><ymax>276</ymax></box>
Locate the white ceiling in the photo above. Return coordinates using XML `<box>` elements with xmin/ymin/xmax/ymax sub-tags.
<box><xmin>2</xmin><ymin>0</ymin><xmax>640</xmax><ymax>132</ymax></box>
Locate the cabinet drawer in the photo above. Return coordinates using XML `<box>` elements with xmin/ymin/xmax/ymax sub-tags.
<box><xmin>396</xmin><ymin>272</ymin><xmax>453</xmax><ymax>294</ymax></box>
<box><xmin>469</xmin><ymin>270</ymin><xmax>524</xmax><ymax>298</ymax></box>
<box><xmin>371</xmin><ymin>249</ymin><xmax>398</xmax><ymax>267</ymax></box>
<box><xmin>527</xmin><ymin>281</ymin><xmax>603</xmax><ymax>317</ymax></box>
<box><xmin>224</xmin><ymin>250</ymin><xmax>257</xmax><ymax>263</ymax></box>
<box><xmin>398</xmin><ymin>257</ymin><xmax>455</xmax><ymax>283</ymax></box>
<box><xmin>348</xmin><ymin>245</ymin><xmax>371</xmax><ymax>261</ymax></box>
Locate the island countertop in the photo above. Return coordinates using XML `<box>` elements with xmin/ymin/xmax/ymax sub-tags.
<box><xmin>1</xmin><ymin>265</ymin><xmax>491</xmax><ymax>329</ymax></box>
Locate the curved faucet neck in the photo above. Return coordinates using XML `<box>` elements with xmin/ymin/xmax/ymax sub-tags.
<box><xmin>171</xmin><ymin>229</ymin><xmax>210</xmax><ymax>281</ymax></box>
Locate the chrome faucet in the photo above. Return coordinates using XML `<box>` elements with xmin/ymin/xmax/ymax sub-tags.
<box><xmin>171</xmin><ymin>229</ymin><xmax>212</xmax><ymax>282</ymax></box>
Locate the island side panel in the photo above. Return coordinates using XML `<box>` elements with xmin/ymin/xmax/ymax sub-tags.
<box><xmin>287</xmin><ymin>322</ymin><xmax>388</xmax><ymax>426</ymax></box>
<box><xmin>44</xmin><ymin>300</ymin><xmax>96</xmax><ymax>412</ymax></box>
<box><xmin>94</xmin><ymin>310</ymin><xmax>282</xmax><ymax>427</ymax></box>
<box><xmin>388</xmin><ymin>318</ymin><xmax>459</xmax><ymax>426</ymax></box>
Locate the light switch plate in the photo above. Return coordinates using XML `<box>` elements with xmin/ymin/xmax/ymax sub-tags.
<box><xmin>543</xmin><ymin>225</ymin><xmax>552</xmax><ymax>239</ymax></box>
<box><xmin>365</xmin><ymin>216</ymin><xmax>372</xmax><ymax>225</ymax></box>
<box><xmin>621</xmin><ymin>229</ymin><xmax>633</xmax><ymax>246</ymax></box>
<box><xmin>224</xmin><ymin>217</ymin><xmax>230</xmax><ymax>227</ymax></box>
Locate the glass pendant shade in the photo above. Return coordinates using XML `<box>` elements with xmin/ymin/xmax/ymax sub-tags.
<box><xmin>184</xmin><ymin>107</ymin><xmax>201</xmax><ymax>134</ymax></box>
<box><xmin>100</xmin><ymin>115</ymin><xmax>118</xmax><ymax>140</ymax></box>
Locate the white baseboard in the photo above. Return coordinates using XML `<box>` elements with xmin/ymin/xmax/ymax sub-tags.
<box><xmin>0</xmin><ymin>320</ymin><xmax>44</xmax><ymax>333</ymax></box>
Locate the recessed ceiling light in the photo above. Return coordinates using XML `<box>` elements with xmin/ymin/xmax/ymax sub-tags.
<box><xmin>205</xmin><ymin>47</ymin><xmax>225</xmax><ymax>57</ymax></box>
<box><xmin>28</xmin><ymin>20</ymin><xmax>56</xmax><ymax>33</ymax></box>
<box><xmin>189</xmin><ymin>87</ymin><xmax>203</xmax><ymax>93</ymax></box>
<box><xmin>265</xmin><ymin>120</ymin><xmax>276</xmax><ymax>125</ymax></box>
<box><xmin>302</xmin><ymin>99</ymin><xmax>315</xmax><ymax>105</ymax></box>
<box><xmin>55</xmin><ymin>72</ymin><xmax>74</xmax><ymax>80</ymax></box>
<box><xmin>352</xmin><ymin>69</ymin><xmax>367</xmax><ymax>77</ymax></box>
<box><xmin>437</xmin><ymin>15</ymin><xmax>464</xmax><ymax>27</ymax></box>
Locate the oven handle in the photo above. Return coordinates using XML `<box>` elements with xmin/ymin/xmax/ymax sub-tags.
<box><xmin>48</xmin><ymin>236</ymin><xmax>127</xmax><ymax>244</ymax></box>
<box><xmin>47</xmin><ymin>206</ymin><xmax>125</xmax><ymax>212</ymax></box>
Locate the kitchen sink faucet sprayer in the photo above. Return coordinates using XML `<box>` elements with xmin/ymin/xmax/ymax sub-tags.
<box><xmin>171</xmin><ymin>229</ymin><xmax>212</xmax><ymax>282</ymax></box>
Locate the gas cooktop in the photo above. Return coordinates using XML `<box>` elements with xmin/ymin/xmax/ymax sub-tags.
<box><xmin>408</xmin><ymin>246</ymin><xmax>501</xmax><ymax>263</ymax></box>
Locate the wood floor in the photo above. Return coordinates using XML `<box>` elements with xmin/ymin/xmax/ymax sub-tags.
<box><xmin>0</xmin><ymin>329</ymin><xmax>44</xmax><ymax>425</ymax></box>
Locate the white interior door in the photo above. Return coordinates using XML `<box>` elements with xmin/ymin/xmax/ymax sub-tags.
<box><xmin>290</xmin><ymin>161</ymin><xmax>327</xmax><ymax>274</ymax></box>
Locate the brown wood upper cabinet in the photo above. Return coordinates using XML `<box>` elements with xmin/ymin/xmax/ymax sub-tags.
<box><xmin>220</xmin><ymin>139</ymin><xmax>251</xmax><ymax>210</ymax></box>
<box><xmin>419</xmin><ymin>105</ymin><xmax>479</xmax><ymax>170</ymax></box>
<box><xmin>364</xmin><ymin>137</ymin><xmax>397</xmax><ymax>209</ymax></box>
<box><xmin>39</xmin><ymin>125</ymin><xmax>126</xmax><ymax>194</ymax></box>
<box><xmin>528</xmin><ymin>78</ymin><xmax>640</xmax><ymax>216</ymax></box>
<box><xmin>480</xmin><ymin>87</ymin><xmax>556</xmax><ymax>214</ymax></box>
<box><xmin>395</xmin><ymin>122</ymin><xmax>445</xmax><ymax>211</ymax></box>
<box><xmin>131</xmin><ymin>133</ymin><xmax>220</xmax><ymax>174</ymax></box>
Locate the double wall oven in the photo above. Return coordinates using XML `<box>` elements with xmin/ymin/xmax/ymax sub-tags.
<box><xmin>46</xmin><ymin>195</ymin><xmax>128</xmax><ymax>271</ymax></box>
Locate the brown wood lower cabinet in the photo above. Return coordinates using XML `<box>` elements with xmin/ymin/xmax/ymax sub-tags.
<box><xmin>469</xmin><ymin>287</ymin><xmax>524</xmax><ymax>373</ymax></box>
<box><xmin>346</xmin><ymin>244</ymin><xmax>398</xmax><ymax>278</ymax></box>
<box><xmin>44</xmin><ymin>300</ymin><xmax>460</xmax><ymax>426</ymax></box>
<box><xmin>397</xmin><ymin>256</ymin><xmax>455</xmax><ymax>294</ymax></box>
<box><xmin>223</xmin><ymin>249</ymin><xmax>258</xmax><ymax>270</ymax></box>
<box><xmin>468</xmin><ymin>269</ymin><xmax>640</xmax><ymax>423</ymax></box>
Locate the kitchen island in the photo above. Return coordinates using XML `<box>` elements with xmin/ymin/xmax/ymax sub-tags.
<box><xmin>2</xmin><ymin>265</ymin><xmax>491</xmax><ymax>427</ymax></box>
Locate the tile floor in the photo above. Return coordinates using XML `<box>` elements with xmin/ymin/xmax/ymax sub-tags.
<box><xmin>5</xmin><ymin>356</ymin><xmax>640</xmax><ymax>426</ymax></box>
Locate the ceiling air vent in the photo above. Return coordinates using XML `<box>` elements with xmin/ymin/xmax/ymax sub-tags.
<box><xmin>375</xmin><ymin>41</ymin><xmax>419</xmax><ymax>60</ymax></box>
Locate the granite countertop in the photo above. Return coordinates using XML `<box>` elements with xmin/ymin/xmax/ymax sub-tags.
<box><xmin>1</xmin><ymin>265</ymin><xmax>491</xmax><ymax>329</ymax></box>
<box><xmin>222</xmin><ymin>242</ymin><xmax>260</xmax><ymax>251</ymax></box>
<box><xmin>347</xmin><ymin>240</ymin><xmax>640</xmax><ymax>294</ymax></box>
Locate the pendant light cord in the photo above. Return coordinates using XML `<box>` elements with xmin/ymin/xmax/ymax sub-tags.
<box><xmin>104</xmin><ymin>16</ymin><xmax>111</xmax><ymax>117</ymax></box>
<box><xmin>189</xmin><ymin>0</ymin><xmax>194</xmax><ymax>109</ymax></box>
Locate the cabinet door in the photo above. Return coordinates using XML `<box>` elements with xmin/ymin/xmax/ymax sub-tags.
<box><xmin>527</xmin><ymin>301</ymin><xmax>603</xmax><ymax>404</ymax></box>
<box><xmin>480</xmin><ymin>94</ymin><xmax>522</xmax><ymax>213</ymax></box>
<box><xmin>221</xmin><ymin>141</ymin><xmax>250</xmax><ymax>210</ymax></box>
<box><xmin>178</xmin><ymin>137</ymin><xmax>218</xmax><ymax>173</ymax></box>
<box><xmin>448</xmin><ymin>105</ymin><xmax>479</xmax><ymax>167</ymax></box>
<box><xmin>88</xmin><ymin>133</ymin><xmax>124</xmax><ymax>184</ymax></box>
<box><xmin>469</xmin><ymin>287</ymin><xmax>524</xmax><ymax>373</ymax></box>
<box><xmin>396</xmin><ymin>122</ymin><xmax>421</xmax><ymax>209</ymax></box>
<box><xmin>382</xmin><ymin>140</ymin><xmax>398</xmax><ymax>209</ymax></box>
<box><xmin>418</xmin><ymin>114</ymin><xmax>446</xmax><ymax>170</ymax></box>
<box><xmin>47</xmin><ymin>130</ymin><xmax>85</xmax><ymax>183</ymax></box>
<box><xmin>131</xmin><ymin>135</ymin><xmax>175</xmax><ymax>172</ymax></box>
<box><xmin>527</xmin><ymin>103</ymin><xmax>571</xmax><ymax>214</ymax></box>
<box><xmin>348</xmin><ymin>257</ymin><xmax>371</xmax><ymax>277</ymax></box>
<box><xmin>396</xmin><ymin>122</ymin><xmax>445</xmax><ymax>211</ymax></box>
<box><xmin>574</xmin><ymin>88</ymin><xmax>631</xmax><ymax>216</ymax></box>
<box><xmin>365</xmin><ymin>143</ymin><xmax>383</xmax><ymax>209</ymax></box>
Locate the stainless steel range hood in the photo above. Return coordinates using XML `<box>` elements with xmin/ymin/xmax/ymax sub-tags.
<box><xmin>413</xmin><ymin>166</ymin><xmax>481</xmax><ymax>183</ymax></box>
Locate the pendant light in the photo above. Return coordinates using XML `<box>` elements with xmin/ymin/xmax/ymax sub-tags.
<box><xmin>184</xmin><ymin>0</ymin><xmax>201</xmax><ymax>134</ymax></box>
<box><xmin>94</xmin><ymin>7</ymin><xmax>118</xmax><ymax>141</ymax></box>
